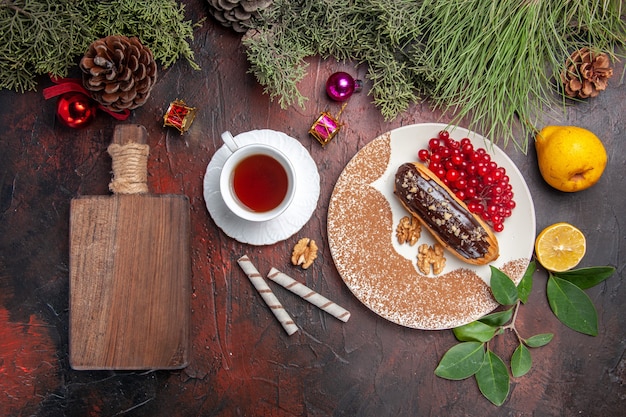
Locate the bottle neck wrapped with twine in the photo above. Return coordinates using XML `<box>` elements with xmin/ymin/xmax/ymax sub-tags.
<box><xmin>107</xmin><ymin>143</ymin><xmax>150</xmax><ymax>194</ymax></box>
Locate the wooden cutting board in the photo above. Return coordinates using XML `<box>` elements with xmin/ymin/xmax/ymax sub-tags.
<box><xmin>69</xmin><ymin>124</ymin><xmax>191</xmax><ymax>370</ymax></box>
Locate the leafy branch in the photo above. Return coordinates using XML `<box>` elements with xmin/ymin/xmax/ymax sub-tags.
<box><xmin>0</xmin><ymin>0</ymin><xmax>199</xmax><ymax>93</ymax></box>
<box><xmin>435</xmin><ymin>261</ymin><xmax>616</xmax><ymax>406</ymax></box>
<box><xmin>244</xmin><ymin>0</ymin><xmax>626</xmax><ymax>152</ymax></box>
<box><xmin>243</xmin><ymin>0</ymin><xmax>432</xmax><ymax>122</ymax></box>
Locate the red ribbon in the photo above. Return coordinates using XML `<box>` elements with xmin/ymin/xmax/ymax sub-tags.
<box><xmin>43</xmin><ymin>76</ymin><xmax>130</xmax><ymax>121</ymax></box>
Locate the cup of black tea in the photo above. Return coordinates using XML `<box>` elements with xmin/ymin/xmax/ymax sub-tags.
<box><xmin>219</xmin><ymin>131</ymin><xmax>296</xmax><ymax>222</ymax></box>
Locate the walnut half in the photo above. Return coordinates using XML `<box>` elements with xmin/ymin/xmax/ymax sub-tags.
<box><xmin>417</xmin><ymin>243</ymin><xmax>446</xmax><ymax>275</ymax></box>
<box><xmin>291</xmin><ymin>238</ymin><xmax>318</xmax><ymax>269</ymax></box>
<box><xmin>396</xmin><ymin>215</ymin><xmax>421</xmax><ymax>246</ymax></box>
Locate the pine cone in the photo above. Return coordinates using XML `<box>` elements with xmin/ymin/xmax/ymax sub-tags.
<box><xmin>80</xmin><ymin>35</ymin><xmax>157</xmax><ymax>111</ymax></box>
<box><xmin>560</xmin><ymin>48</ymin><xmax>613</xmax><ymax>99</ymax></box>
<box><xmin>206</xmin><ymin>0</ymin><xmax>273</xmax><ymax>33</ymax></box>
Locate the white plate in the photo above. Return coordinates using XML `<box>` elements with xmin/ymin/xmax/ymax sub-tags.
<box><xmin>204</xmin><ymin>129</ymin><xmax>320</xmax><ymax>245</ymax></box>
<box><xmin>328</xmin><ymin>123</ymin><xmax>536</xmax><ymax>329</ymax></box>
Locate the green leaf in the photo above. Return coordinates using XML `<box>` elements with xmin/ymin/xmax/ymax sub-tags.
<box><xmin>435</xmin><ymin>342</ymin><xmax>485</xmax><ymax>380</ymax></box>
<box><xmin>553</xmin><ymin>266</ymin><xmax>616</xmax><ymax>290</ymax></box>
<box><xmin>547</xmin><ymin>275</ymin><xmax>598</xmax><ymax>336</ymax></box>
<box><xmin>511</xmin><ymin>343</ymin><xmax>532</xmax><ymax>377</ymax></box>
<box><xmin>490</xmin><ymin>266</ymin><xmax>519</xmax><ymax>305</ymax></box>
<box><xmin>475</xmin><ymin>350</ymin><xmax>510</xmax><ymax>406</ymax></box>
<box><xmin>453</xmin><ymin>321</ymin><xmax>498</xmax><ymax>342</ymax></box>
<box><xmin>517</xmin><ymin>260</ymin><xmax>536</xmax><ymax>304</ymax></box>
<box><xmin>524</xmin><ymin>333</ymin><xmax>554</xmax><ymax>348</ymax></box>
<box><xmin>478</xmin><ymin>308</ymin><xmax>514</xmax><ymax>327</ymax></box>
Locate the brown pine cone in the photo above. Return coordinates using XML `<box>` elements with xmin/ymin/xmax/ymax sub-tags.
<box><xmin>560</xmin><ymin>48</ymin><xmax>613</xmax><ymax>99</ymax></box>
<box><xmin>80</xmin><ymin>35</ymin><xmax>157</xmax><ymax>111</ymax></box>
<box><xmin>206</xmin><ymin>0</ymin><xmax>273</xmax><ymax>33</ymax></box>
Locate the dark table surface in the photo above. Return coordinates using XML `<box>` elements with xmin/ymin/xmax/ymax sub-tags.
<box><xmin>1</xmin><ymin>2</ymin><xmax>624</xmax><ymax>416</ymax></box>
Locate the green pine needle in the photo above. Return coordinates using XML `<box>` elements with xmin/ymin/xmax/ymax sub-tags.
<box><xmin>0</xmin><ymin>0</ymin><xmax>199</xmax><ymax>93</ymax></box>
<box><xmin>417</xmin><ymin>0</ymin><xmax>626</xmax><ymax>151</ymax></box>
<box><xmin>245</xmin><ymin>0</ymin><xmax>626</xmax><ymax>152</ymax></box>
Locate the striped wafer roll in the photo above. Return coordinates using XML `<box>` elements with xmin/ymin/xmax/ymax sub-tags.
<box><xmin>237</xmin><ymin>255</ymin><xmax>298</xmax><ymax>336</ymax></box>
<box><xmin>267</xmin><ymin>268</ymin><xmax>351</xmax><ymax>322</ymax></box>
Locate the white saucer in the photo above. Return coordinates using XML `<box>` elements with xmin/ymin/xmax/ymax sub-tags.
<box><xmin>204</xmin><ymin>129</ymin><xmax>320</xmax><ymax>245</ymax></box>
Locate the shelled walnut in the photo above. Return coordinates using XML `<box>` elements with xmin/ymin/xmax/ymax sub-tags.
<box><xmin>291</xmin><ymin>238</ymin><xmax>318</xmax><ymax>269</ymax></box>
<box><xmin>396</xmin><ymin>216</ymin><xmax>421</xmax><ymax>246</ymax></box>
<box><xmin>417</xmin><ymin>243</ymin><xmax>446</xmax><ymax>275</ymax></box>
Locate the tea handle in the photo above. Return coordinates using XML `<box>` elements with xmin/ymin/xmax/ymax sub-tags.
<box><xmin>221</xmin><ymin>131</ymin><xmax>241</xmax><ymax>154</ymax></box>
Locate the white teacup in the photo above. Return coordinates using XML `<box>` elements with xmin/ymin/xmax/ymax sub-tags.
<box><xmin>219</xmin><ymin>131</ymin><xmax>296</xmax><ymax>222</ymax></box>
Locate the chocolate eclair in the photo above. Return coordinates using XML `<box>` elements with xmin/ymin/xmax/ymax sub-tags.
<box><xmin>394</xmin><ymin>162</ymin><xmax>499</xmax><ymax>265</ymax></box>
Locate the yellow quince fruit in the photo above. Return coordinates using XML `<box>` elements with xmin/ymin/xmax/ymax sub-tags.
<box><xmin>535</xmin><ymin>125</ymin><xmax>607</xmax><ymax>192</ymax></box>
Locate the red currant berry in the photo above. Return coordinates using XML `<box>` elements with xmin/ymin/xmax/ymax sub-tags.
<box><xmin>447</xmin><ymin>139</ymin><xmax>460</xmax><ymax>149</ymax></box>
<box><xmin>490</xmin><ymin>185</ymin><xmax>504</xmax><ymax>197</ymax></box>
<box><xmin>470</xmin><ymin>151</ymin><xmax>482</xmax><ymax>162</ymax></box>
<box><xmin>418</xmin><ymin>149</ymin><xmax>430</xmax><ymax>161</ymax></box>
<box><xmin>467</xmin><ymin>201</ymin><xmax>480</xmax><ymax>213</ymax></box>
<box><xmin>438</xmin><ymin>130</ymin><xmax>450</xmax><ymax>141</ymax></box>
<box><xmin>450</xmin><ymin>154</ymin><xmax>464</xmax><ymax>166</ymax></box>
<box><xmin>429</xmin><ymin>162</ymin><xmax>442</xmax><ymax>172</ymax></box>
<box><xmin>461</xmin><ymin>143</ymin><xmax>474</xmax><ymax>155</ymax></box>
<box><xmin>467</xmin><ymin>163</ymin><xmax>477</xmax><ymax>175</ymax></box>
<box><xmin>446</xmin><ymin>169</ymin><xmax>460</xmax><ymax>182</ymax></box>
<box><xmin>454</xmin><ymin>178</ymin><xmax>467</xmax><ymax>190</ymax></box>
<box><xmin>460</xmin><ymin>138</ymin><xmax>472</xmax><ymax>147</ymax></box>
<box><xmin>491</xmin><ymin>195</ymin><xmax>503</xmax><ymax>204</ymax></box>
<box><xmin>477</xmin><ymin>165</ymin><xmax>490</xmax><ymax>177</ymax></box>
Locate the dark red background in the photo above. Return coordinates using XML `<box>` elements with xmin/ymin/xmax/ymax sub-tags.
<box><xmin>1</xmin><ymin>2</ymin><xmax>624</xmax><ymax>416</ymax></box>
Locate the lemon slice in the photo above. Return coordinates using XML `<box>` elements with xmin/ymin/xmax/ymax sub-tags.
<box><xmin>534</xmin><ymin>223</ymin><xmax>586</xmax><ymax>272</ymax></box>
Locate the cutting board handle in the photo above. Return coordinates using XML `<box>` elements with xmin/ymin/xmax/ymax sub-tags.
<box><xmin>108</xmin><ymin>124</ymin><xmax>149</xmax><ymax>195</ymax></box>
